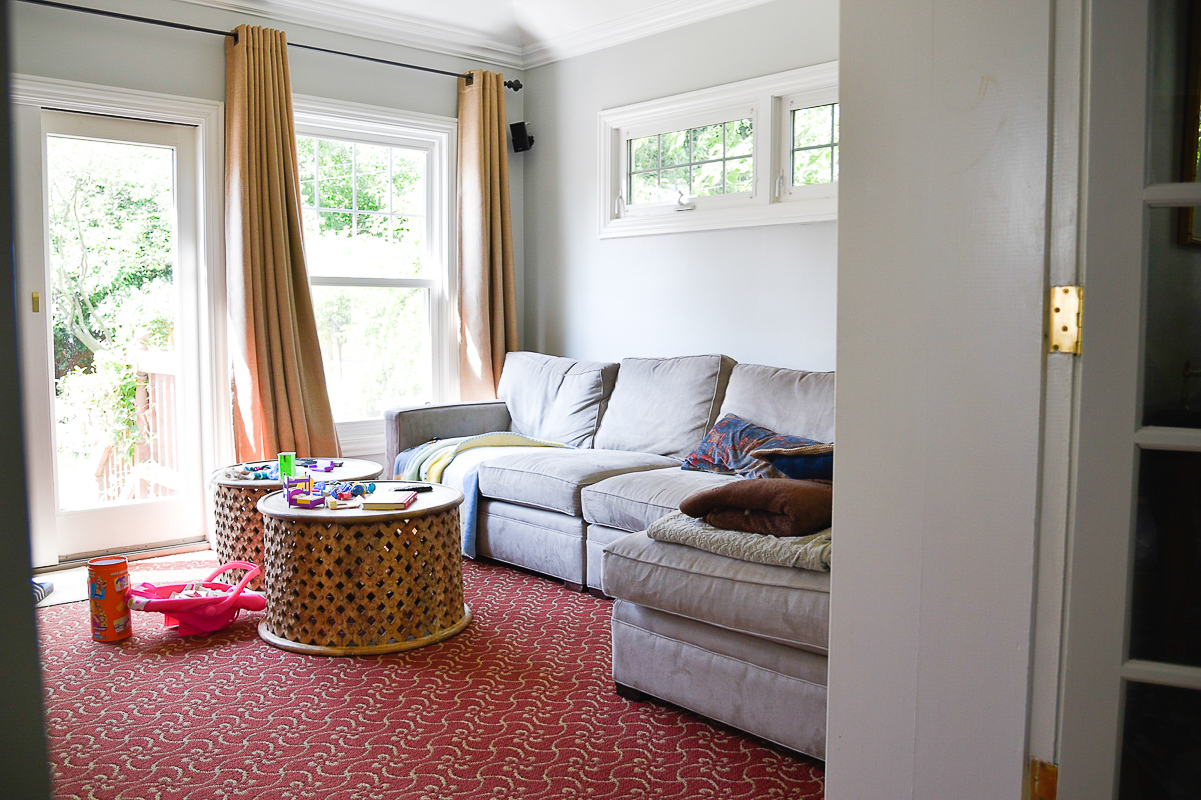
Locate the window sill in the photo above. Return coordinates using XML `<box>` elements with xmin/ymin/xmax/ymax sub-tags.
<box><xmin>336</xmin><ymin>419</ymin><xmax>385</xmax><ymax>458</ymax></box>
<box><xmin>599</xmin><ymin>192</ymin><xmax>836</xmax><ymax>239</ymax></box>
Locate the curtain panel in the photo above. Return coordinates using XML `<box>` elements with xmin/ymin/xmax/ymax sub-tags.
<box><xmin>457</xmin><ymin>69</ymin><xmax>519</xmax><ymax>401</ymax></box>
<box><xmin>225</xmin><ymin>25</ymin><xmax>339</xmax><ymax>460</ymax></box>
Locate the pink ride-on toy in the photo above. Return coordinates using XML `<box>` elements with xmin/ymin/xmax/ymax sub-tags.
<box><xmin>127</xmin><ymin>561</ymin><xmax>267</xmax><ymax>636</ymax></box>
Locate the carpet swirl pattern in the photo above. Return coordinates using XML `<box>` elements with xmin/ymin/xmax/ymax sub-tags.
<box><xmin>39</xmin><ymin>552</ymin><xmax>824</xmax><ymax>799</ymax></box>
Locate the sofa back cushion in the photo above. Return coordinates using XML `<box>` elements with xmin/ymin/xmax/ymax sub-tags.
<box><xmin>594</xmin><ymin>354</ymin><xmax>735</xmax><ymax>458</ymax></box>
<box><xmin>717</xmin><ymin>363</ymin><xmax>836</xmax><ymax>443</ymax></box>
<box><xmin>497</xmin><ymin>351</ymin><xmax>618</xmax><ymax>447</ymax></box>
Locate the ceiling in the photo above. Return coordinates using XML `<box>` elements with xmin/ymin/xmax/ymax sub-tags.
<box><xmin>177</xmin><ymin>0</ymin><xmax>777</xmax><ymax>69</ymax></box>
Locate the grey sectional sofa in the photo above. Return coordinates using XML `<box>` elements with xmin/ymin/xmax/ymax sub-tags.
<box><xmin>383</xmin><ymin>351</ymin><xmax>835</xmax><ymax>758</ymax></box>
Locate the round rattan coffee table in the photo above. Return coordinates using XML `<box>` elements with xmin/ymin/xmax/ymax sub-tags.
<box><xmin>209</xmin><ymin>458</ymin><xmax>383</xmax><ymax>589</ymax></box>
<box><xmin>255</xmin><ymin>482</ymin><xmax>471</xmax><ymax>656</ymax></box>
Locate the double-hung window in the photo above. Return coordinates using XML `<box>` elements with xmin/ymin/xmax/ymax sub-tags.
<box><xmin>599</xmin><ymin>61</ymin><xmax>838</xmax><ymax>237</ymax></box>
<box><xmin>293</xmin><ymin>98</ymin><xmax>456</xmax><ymax>455</ymax></box>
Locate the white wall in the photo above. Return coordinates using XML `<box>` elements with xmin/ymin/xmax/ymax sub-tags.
<box><xmin>520</xmin><ymin>0</ymin><xmax>838</xmax><ymax>371</ymax></box>
<box><xmin>10</xmin><ymin>0</ymin><xmax>526</xmax><ymax>337</ymax></box>
<box><xmin>828</xmin><ymin>1</ymin><xmax>1051</xmax><ymax>797</ymax></box>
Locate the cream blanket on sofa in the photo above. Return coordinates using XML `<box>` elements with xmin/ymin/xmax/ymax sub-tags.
<box><xmin>647</xmin><ymin>510</ymin><xmax>832</xmax><ymax>572</ymax></box>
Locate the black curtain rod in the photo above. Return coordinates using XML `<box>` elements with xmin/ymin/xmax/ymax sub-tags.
<box><xmin>16</xmin><ymin>0</ymin><xmax>523</xmax><ymax>91</ymax></box>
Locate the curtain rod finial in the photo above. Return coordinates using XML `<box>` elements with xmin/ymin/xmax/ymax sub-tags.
<box><xmin>504</xmin><ymin>79</ymin><xmax>522</xmax><ymax>92</ymax></box>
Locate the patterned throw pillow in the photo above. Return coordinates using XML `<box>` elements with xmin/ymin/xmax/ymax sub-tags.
<box><xmin>681</xmin><ymin>414</ymin><xmax>833</xmax><ymax>480</ymax></box>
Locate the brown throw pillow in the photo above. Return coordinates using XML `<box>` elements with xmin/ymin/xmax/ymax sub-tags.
<box><xmin>679</xmin><ymin>478</ymin><xmax>832</xmax><ymax>538</ymax></box>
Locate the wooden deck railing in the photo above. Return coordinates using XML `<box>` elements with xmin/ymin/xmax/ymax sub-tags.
<box><xmin>94</xmin><ymin>349</ymin><xmax>180</xmax><ymax>501</ymax></box>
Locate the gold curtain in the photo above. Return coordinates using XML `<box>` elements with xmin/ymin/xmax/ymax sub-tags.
<box><xmin>457</xmin><ymin>69</ymin><xmax>519</xmax><ymax>401</ymax></box>
<box><xmin>225</xmin><ymin>25</ymin><xmax>339</xmax><ymax>459</ymax></box>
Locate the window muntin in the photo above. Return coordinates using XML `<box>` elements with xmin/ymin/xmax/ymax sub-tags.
<box><xmin>626</xmin><ymin>117</ymin><xmax>754</xmax><ymax>205</ymax></box>
<box><xmin>791</xmin><ymin>103</ymin><xmax>839</xmax><ymax>186</ymax></box>
<box><xmin>297</xmin><ymin>136</ymin><xmax>427</xmax><ymax>279</ymax></box>
<box><xmin>297</xmin><ymin>133</ymin><xmax>436</xmax><ymax>423</ymax></box>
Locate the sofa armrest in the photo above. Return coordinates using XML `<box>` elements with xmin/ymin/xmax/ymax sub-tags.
<box><xmin>384</xmin><ymin>401</ymin><xmax>512</xmax><ymax>478</ymax></box>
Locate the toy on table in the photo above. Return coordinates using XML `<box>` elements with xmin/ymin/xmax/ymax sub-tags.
<box><xmin>225</xmin><ymin>461</ymin><xmax>280</xmax><ymax>481</ymax></box>
<box><xmin>127</xmin><ymin>561</ymin><xmax>266</xmax><ymax>636</ymax></box>
<box><xmin>285</xmin><ymin>474</ymin><xmax>325</xmax><ymax>509</ymax></box>
<box><xmin>314</xmin><ymin>481</ymin><xmax>376</xmax><ymax>500</ymax></box>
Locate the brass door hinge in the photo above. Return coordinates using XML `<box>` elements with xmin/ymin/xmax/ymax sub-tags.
<box><xmin>1030</xmin><ymin>758</ymin><xmax>1058</xmax><ymax>800</ymax></box>
<box><xmin>1049</xmin><ymin>285</ymin><xmax>1082</xmax><ymax>355</ymax></box>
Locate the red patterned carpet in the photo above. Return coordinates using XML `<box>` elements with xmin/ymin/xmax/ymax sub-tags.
<box><xmin>38</xmin><ymin>552</ymin><xmax>824</xmax><ymax>799</ymax></box>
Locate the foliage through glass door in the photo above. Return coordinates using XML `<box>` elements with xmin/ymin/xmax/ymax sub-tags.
<box><xmin>46</xmin><ymin>135</ymin><xmax>181</xmax><ymax>510</ymax></box>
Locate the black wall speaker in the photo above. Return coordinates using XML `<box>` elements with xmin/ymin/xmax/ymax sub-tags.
<box><xmin>510</xmin><ymin>121</ymin><xmax>535</xmax><ymax>153</ymax></box>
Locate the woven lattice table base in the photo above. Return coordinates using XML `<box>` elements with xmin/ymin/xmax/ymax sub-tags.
<box><xmin>259</xmin><ymin>502</ymin><xmax>469</xmax><ymax>655</ymax></box>
<box><xmin>211</xmin><ymin>483</ymin><xmax>273</xmax><ymax>589</ymax></box>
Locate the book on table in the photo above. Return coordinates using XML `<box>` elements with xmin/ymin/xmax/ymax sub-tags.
<box><xmin>360</xmin><ymin>491</ymin><xmax>419</xmax><ymax>510</ymax></box>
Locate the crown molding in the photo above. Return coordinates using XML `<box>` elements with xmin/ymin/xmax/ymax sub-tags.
<box><xmin>174</xmin><ymin>0</ymin><xmax>526</xmax><ymax>70</ymax></box>
<box><xmin>171</xmin><ymin>0</ymin><xmax>780</xmax><ymax>71</ymax></box>
<box><xmin>519</xmin><ymin>0</ymin><xmax>780</xmax><ymax>68</ymax></box>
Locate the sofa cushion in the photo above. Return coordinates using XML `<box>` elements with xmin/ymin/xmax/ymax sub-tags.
<box><xmin>436</xmin><ymin>445</ymin><xmax>539</xmax><ymax>496</ymax></box>
<box><xmin>497</xmin><ymin>351</ymin><xmax>619</xmax><ymax>448</ymax></box>
<box><xmin>601</xmin><ymin>531</ymin><xmax>831</xmax><ymax>655</ymax></box>
<box><xmin>717</xmin><ymin>363</ymin><xmax>836</xmax><ymax>444</ymax></box>
<box><xmin>593</xmin><ymin>355</ymin><xmax>735</xmax><ymax>458</ymax></box>
<box><xmin>582</xmin><ymin>467</ymin><xmax>740</xmax><ymax>533</ymax></box>
<box><xmin>477</xmin><ymin>449</ymin><xmax>680</xmax><ymax>516</ymax></box>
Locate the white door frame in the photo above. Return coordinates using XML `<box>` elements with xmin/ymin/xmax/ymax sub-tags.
<box><xmin>11</xmin><ymin>76</ymin><xmax>229</xmax><ymax>566</ymax></box>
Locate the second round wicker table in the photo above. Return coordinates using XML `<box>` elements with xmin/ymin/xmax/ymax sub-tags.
<box><xmin>209</xmin><ymin>458</ymin><xmax>383</xmax><ymax>589</ymax></box>
<box><xmin>256</xmin><ymin>482</ymin><xmax>471</xmax><ymax>656</ymax></box>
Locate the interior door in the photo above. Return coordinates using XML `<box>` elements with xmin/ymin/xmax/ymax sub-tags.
<box><xmin>15</xmin><ymin>110</ymin><xmax>206</xmax><ymax>563</ymax></box>
<box><xmin>1058</xmin><ymin>0</ymin><xmax>1201</xmax><ymax>796</ymax></box>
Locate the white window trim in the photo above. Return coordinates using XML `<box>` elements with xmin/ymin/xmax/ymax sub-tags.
<box><xmin>291</xmin><ymin>95</ymin><xmax>459</xmax><ymax>456</ymax></box>
<box><xmin>597</xmin><ymin>61</ymin><xmax>838</xmax><ymax>239</ymax></box>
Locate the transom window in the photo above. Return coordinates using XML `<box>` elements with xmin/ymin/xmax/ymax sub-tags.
<box><xmin>792</xmin><ymin>103</ymin><xmax>839</xmax><ymax>186</ymax></box>
<box><xmin>627</xmin><ymin>117</ymin><xmax>754</xmax><ymax>205</ymax></box>
<box><xmin>598</xmin><ymin>62</ymin><xmax>838</xmax><ymax>238</ymax></box>
<box><xmin>296</xmin><ymin>132</ymin><xmax>438</xmax><ymax>425</ymax></box>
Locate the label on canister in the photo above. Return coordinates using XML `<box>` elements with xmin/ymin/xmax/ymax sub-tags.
<box><xmin>88</xmin><ymin>556</ymin><xmax>132</xmax><ymax>642</ymax></box>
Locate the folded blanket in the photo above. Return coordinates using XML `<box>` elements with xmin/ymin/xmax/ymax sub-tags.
<box><xmin>400</xmin><ymin>431</ymin><xmax>568</xmax><ymax>558</ymax></box>
<box><xmin>403</xmin><ymin>431</ymin><xmax>565</xmax><ymax>483</ymax></box>
<box><xmin>648</xmin><ymin>511</ymin><xmax>831</xmax><ymax>571</ymax></box>
<box><xmin>678</xmin><ymin>478</ymin><xmax>832</xmax><ymax>538</ymax></box>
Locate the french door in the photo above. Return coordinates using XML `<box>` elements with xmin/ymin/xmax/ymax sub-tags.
<box><xmin>15</xmin><ymin>109</ymin><xmax>207</xmax><ymax>563</ymax></box>
<box><xmin>1058</xmin><ymin>0</ymin><xmax>1201</xmax><ymax>796</ymax></box>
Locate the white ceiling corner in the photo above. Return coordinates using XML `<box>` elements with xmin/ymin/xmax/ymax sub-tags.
<box><xmin>517</xmin><ymin>0</ymin><xmax>780</xmax><ymax>69</ymax></box>
<box><xmin>173</xmin><ymin>0</ymin><xmax>780</xmax><ymax>71</ymax></box>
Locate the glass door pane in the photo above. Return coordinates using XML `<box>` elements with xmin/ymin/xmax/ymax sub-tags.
<box><xmin>45</xmin><ymin>135</ymin><xmax>181</xmax><ymax>510</ymax></box>
<box><xmin>1143</xmin><ymin>206</ymin><xmax>1201</xmax><ymax>427</ymax></box>
<box><xmin>1120</xmin><ymin>682</ymin><xmax>1201</xmax><ymax>798</ymax></box>
<box><xmin>1130</xmin><ymin>449</ymin><xmax>1201</xmax><ymax>668</ymax></box>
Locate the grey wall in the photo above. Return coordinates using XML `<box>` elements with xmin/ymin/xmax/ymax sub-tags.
<box><xmin>520</xmin><ymin>0</ymin><xmax>838</xmax><ymax>371</ymax></box>
<box><xmin>10</xmin><ymin>0</ymin><xmax>526</xmax><ymax>334</ymax></box>
<box><xmin>828</xmin><ymin>0</ymin><xmax>1050</xmax><ymax>797</ymax></box>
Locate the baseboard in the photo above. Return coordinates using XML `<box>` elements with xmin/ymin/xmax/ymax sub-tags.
<box><xmin>37</xmin><ymin>537</ymin><xmax>211</xmax><ymax>573</ymax></box>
